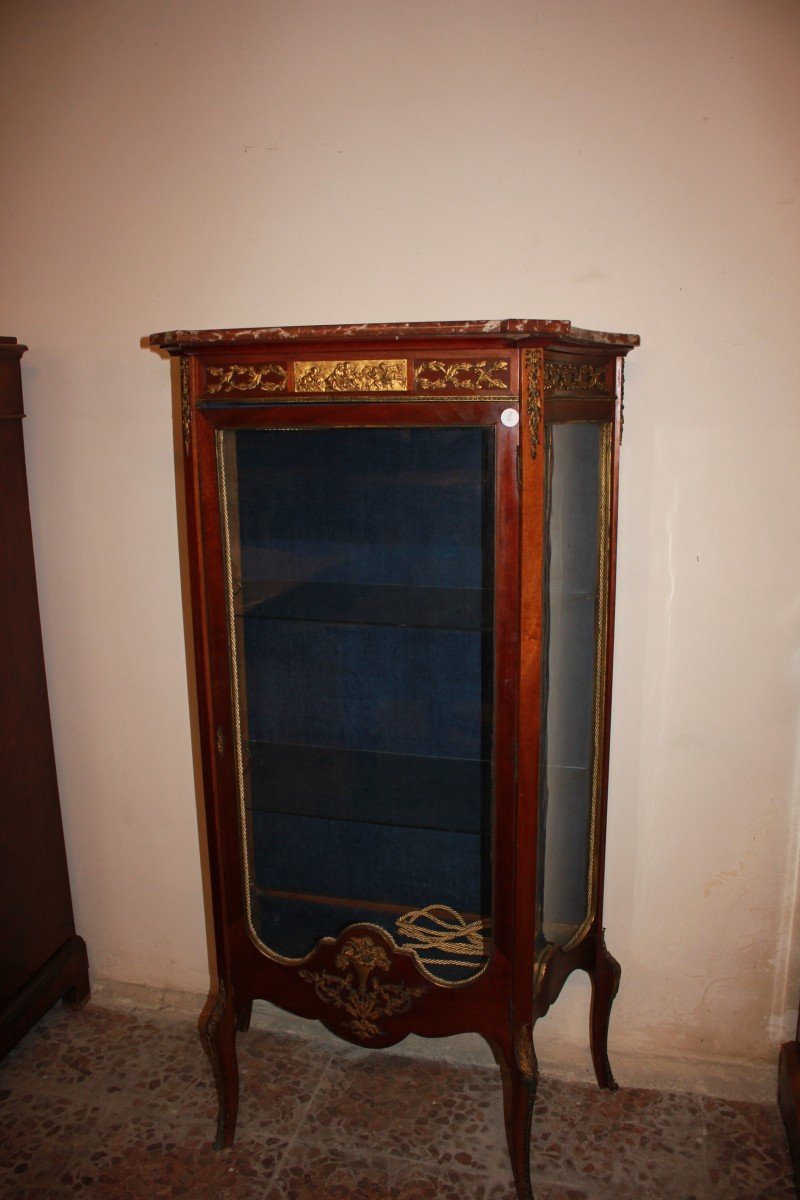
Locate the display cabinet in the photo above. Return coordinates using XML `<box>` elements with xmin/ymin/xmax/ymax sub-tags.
<box><xmin>150</xmin><ymin>318</ymin><xmax>638</xmax><ymax>1199</ymax></box>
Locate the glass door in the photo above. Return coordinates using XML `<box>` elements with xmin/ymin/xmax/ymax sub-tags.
<box><xmin>536</xmin><ymin>421</ymin><xmax>612</xmax><ymax>957</ymax></box>
<box><xmin>217</xmin><ymin>425</ymin><xmax>496</xmax><ymax>984</ymax></box>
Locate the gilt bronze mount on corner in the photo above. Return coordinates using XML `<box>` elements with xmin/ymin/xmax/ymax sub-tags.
<box><xmin>150</xmin><ymin>317</ymin><xmax>639</xmax><ymax>1200</ymax></box>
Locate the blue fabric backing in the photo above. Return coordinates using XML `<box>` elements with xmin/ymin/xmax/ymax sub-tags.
<box><xmin>229</xmin><ymin>426</ymin><xmax>495</xmax><ymax>969</ymax></box>
<box><xmin>252</xmin><ymin>810</ymin><xmax>487</xmax><ymax>912</ymax></box>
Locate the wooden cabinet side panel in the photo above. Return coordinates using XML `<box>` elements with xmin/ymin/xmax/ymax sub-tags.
<box><xmin>0</xmin><ymin>355</ymin><xmax>83</xmax><ymax>1037</ymax></box>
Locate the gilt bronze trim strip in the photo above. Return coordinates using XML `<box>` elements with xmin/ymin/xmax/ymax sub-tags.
<box><xmin>524</xmin><ymin>349</ymin><xmax>543</xmax><ymax>459</ymax></box>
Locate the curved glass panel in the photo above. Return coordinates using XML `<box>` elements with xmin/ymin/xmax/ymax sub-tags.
<box><xmin>536</xmin><ymin>422</ymin><xmax>610</xmax><ymax>956</ymax></box>
<box><xmin>218</xmin><ymin>426</ymin><xmax>495</xmax><ymax>984</ymax></box>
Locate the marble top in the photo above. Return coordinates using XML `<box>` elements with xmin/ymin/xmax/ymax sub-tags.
<box><xmin>149</xmin><ymin>319</ymin><xmax>639</xmax><ymax>351</ymax></box>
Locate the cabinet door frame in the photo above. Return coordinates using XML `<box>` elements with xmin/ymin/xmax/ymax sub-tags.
<box><xmin>185</xmin><ymin>389</ymin><xmax>523</xmax><ymax>1038</ymax></box>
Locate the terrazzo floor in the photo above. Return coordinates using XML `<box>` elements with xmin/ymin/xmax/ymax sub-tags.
<box><xmin>0</xmin><ymin>1000</ymin><xmax>795</xmax><ymax>1199</ymax></box>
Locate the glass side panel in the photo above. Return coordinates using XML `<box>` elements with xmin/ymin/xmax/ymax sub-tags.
<box><xmin>536</xmin><ymin>422</ymin><xmax>610</xmax><ymax>956</ymax></box>
<box><xmin>218</xmin><ymin>426</ymin><xmax>496</xmax><ymax>984</ymax></box>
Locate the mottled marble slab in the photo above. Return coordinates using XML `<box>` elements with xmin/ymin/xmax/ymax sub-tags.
<box><xmin>150</xmin><ymin>320</ymin><xmax>640</xmax><ymax>351</ymax></box>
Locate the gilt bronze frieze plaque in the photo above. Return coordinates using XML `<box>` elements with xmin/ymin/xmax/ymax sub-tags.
<box><xmin>294</xmin><ymin>359</ymin><xmax>407</xmax><ymax>392</ymax></box>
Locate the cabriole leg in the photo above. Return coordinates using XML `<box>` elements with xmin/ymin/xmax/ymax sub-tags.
<box><xmin>200</xmin><ymin>979</ymin><xmax>239</xmax><ymax>1149</ymax></box>
<box><xmin>589</xmin><ymin>933</ymin><xmax>621</xmax><ymax>1092</ymax></box>
<box><xmin>498</xmin><ymin>1024</ymin><xmax>538</xmax><ymax>1200</ymax></box>
<box><xmin>235</xmin><ymin>998</ymin><xmax>253</xmax><ymax>1032</ymax></box>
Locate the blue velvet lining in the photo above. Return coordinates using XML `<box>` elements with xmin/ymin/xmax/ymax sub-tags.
<box><xmin>235</xmin><ymin>427</ymin><xmax>487</xmax><ymax>589</ymax></box>
<box><xmin>249</xmin><ymin>741</ymin><xmax>488</xmax><ymax>834</ymax></box>
<box><xmin>252</xmin><ymin>811</ymin><xmax>487</xmax><ymax>912</ymax></box>
<box><xmin>243</xmin><ymin>619</ymin><xmax>485</xmax><ymax>760</ymax></box>
<box><xmin>229</xmin><ymin>426</ymin><xmax>495</xmax><ymax>968</ymax></box>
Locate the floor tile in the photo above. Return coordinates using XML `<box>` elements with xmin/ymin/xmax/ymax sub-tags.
<box><xmin>59</xmin><ymin>1137</ymin><xmax>285</xmax><ymax>1200</ymax></box>
<box><xmin>701</xmin><ymin>1094</ymin><xmax>796</xmax><ymax>1200</ymax></box>
<box><xmin>265</xmin><ymin>1138</ymin><xmax>489</xmax><ymax>1199</ymax></box>
<box><xmin>2</xmin><ymin>1005</ymin><xmax>195</xmax><ymax>1103</ymax></box>
<box><xmin>303</xmin><ymin>1047</ymin><xmax>509</xmax><ymax>1174</ymax></box>
<box><xmin>527</xmin><ymin>1076</ymin><xmax>708</xmax><ymax>1197</ymax></box>
<box><xmin>485</xmin><ymin>1183</ymin><xmax>591</xmax><ymax>1200</ymax></box>
<box><xmin>0</xmin><ymin>1086</ymin><xmax>86</xmax><ymax>1195</ymax></box>
<box><xmin>179</xmin><ymin>1024</ymin><xmax>334</xmax><ymax>1142</ymax></box>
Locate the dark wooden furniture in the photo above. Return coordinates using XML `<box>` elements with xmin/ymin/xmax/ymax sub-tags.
<box><xmin>150</xmin><ymin>319</ymin><xmax>639</xmax><ymax>1199</ymax></box>
<box><xmin>0</xmin><ymin>337</ymin><xmax>89</xmax><ymax>1060</ymax></box>
<box><xmin>779</xmin><ymin>1013</ymin><xmax>800</xmax><ymax>1193</ymax></box>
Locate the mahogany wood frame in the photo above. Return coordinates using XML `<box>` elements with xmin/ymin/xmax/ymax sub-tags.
<box><xmin>150</xmin><ymin>320</ymin><xmax>638</xmax><ymax>1200</ymax></box>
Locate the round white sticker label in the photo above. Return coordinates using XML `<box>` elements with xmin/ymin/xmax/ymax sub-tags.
<box><xmin>501</xmin><ymin>408</ymin><xmax>519</xmax><ymax>428</ymax></box>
